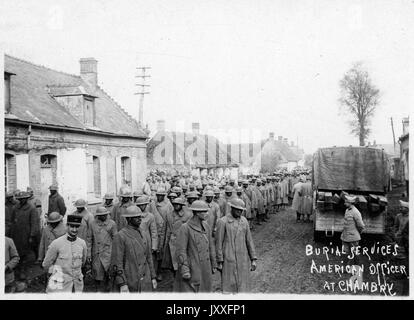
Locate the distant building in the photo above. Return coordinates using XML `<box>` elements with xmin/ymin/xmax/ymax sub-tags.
<box><xmin>398</xmin><ymin>117</ymin><xmax>409</xmax><ymax>195</ymax></box>
<box><xmin>231</xmin><ymin>133</ymin><xmax>305</xmax><ymax>175</ymax></box>
<box><xmin>147</xmin><ymin>121</ymin><xmax>238</xmax><ymax>179</ymax></box>
<box><xmin>4</xmin><ymin>55</ymin><xmax>148</xmax><ymax>218</ymax></box>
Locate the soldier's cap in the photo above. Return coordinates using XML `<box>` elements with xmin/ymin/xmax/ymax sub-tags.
<box><xmin>135</xmin><ymin>196</ymin><xmax>150</xmax><ymax>206</ymax></box>
<box><xmin>256</xmin><ymin>179</ymin><xmax>262</xmax><ymax>183</ymax></box>
<box><xmin>190</xmin><ymin>200</ymin><xmax>209</xmax><ymax>212</ymax></box>
<box><xmin>186</xmin><ymin>191</ymin><xmax>199</xmax><ymax>199</ymax></box>
<box><xmin>156</xmin><ymin>188</ymin><xmax>167</xmax><ymax>196</ymax></box>
<box><xmin>47</xmin><ymin>212</ymin><xmax>63</xmax><ymax>223</ymax></box>
<box><xmin>94</xmin><ymin>206</ymin><xmax>109</xmax><ymax>216</ymax></box>
<box><xmin>171</xmin><ymin>186</ymin><xmax>181</xmax><ymax>193</ymax></box>
<box><xmin>122</xmin><ymin>205</ymin><xmax>143</xmax><ymax>218</ymax></box>
<box><xmin>229</xmin><ymin>198</ymin><xmax>246</xmax><ymax>211</ymax></box>
<box><xmin>119</xmin><ymin>187</ymin><xmax>132</xmax><ymax>197</ymax></box>
<box><xmin>49</xmin><ymin>184</ymin><xmax>58</xmax><ymax>191</ymax></box>
<box><xmin>399</xmin><ymin>200</ymin><xmax>409</xmax><ymax>208</ymax></box>
<box><xmin>67</xmin><ymin>214</ymin><xmax>82</xmax><ymax>226</ymax></box>
<box><xmin>133</xmin><ymin>191</ymin><xmax>142</xmax><ymax>197</ymax></box>
<box><xmin>172</xmin><ymin>197</ymin><xmax>186</xmax><ymax>206</ymax></box>
<box><xmin>104</xmin><ymin>193</ymin><xmax>115</xmax><ymax>200</ymax></box>
<box><xmin>224</xmin><ymin>186</ymin><xmax>234</xmax><ymax>193</ymax></box>
<box><xmin>182</xmin><ymin>185</ymin><xmax>188</xmax><ymax>190</ymax></box>
<box><xmin>344</xmin><ymin>195</ymin><xmax>357</xmax><ymax>204</ymax></box>
<box><xmin>235</xmin><ymin>187</ymin><xmax>243</xmax><ymax>193</ymax></box>
<box><xmin>15</xmin><ymin>191</ymin><xmax>31</xmax><ymax>199</ymax></box>
<box><xmin>213</xmin><ymin>187</ymin><xmax>221</xmax><ymax>194</ymax></box>
<box><xmin>242</xmin><ymin>180</ymin><xmax>249</xmax><ymax>185</ymax></box>
<box><xmin>167</xmin><ymin>192</ymin><xmax>178</xmax><ymax>198</ymax></box>
<box><xmin>27</xmin><ymin>187</ymin><xmax>34</xmax><ymax>194</ymax></box>
<box><xmin>204</xmin><ymin>190</ymin><xmax>215</xmax><ymax>197</ymax></box>
<box><xmin>74</xmin><ymin>199</ymin><xmax>87</xmax><ymax>208</ymax></box>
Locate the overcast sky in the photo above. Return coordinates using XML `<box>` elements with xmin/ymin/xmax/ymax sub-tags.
<box><xmin>1</xmin><ymin>0</ymin><xmax>413</xmax><ymax>154</ymax></box>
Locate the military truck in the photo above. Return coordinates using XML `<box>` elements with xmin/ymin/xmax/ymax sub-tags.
<box><xmin>312</xmin><ymin>146</ymin><xmax>390</xmax><ymax>241</ymax></box>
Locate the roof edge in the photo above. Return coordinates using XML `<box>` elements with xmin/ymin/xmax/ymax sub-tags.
<box><xmin>5</xmin><ymin>118</ymin><xmax>147</xmax><ymax>140</ymax></box>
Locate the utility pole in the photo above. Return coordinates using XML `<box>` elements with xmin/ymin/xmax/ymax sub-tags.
<box><xmin>135</xmin><ymin>67</ymin><xmax>151</xmax><ymax>127</ymax></box>
<box><xmin>390</xmin><ymin>117</ymin><xmax>396</xmax><ymax>154</ymax></box>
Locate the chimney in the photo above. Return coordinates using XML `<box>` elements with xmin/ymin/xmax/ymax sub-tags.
<box><xmin>283</xmin><ymin>138</ymin><xmax>288</xmax><ymax>144</ymax></box>
<box><xmin>291</xmin><ymin>141</ymin><xmax>294</xmax><ymax>147</ymax></box>
<box><xmin>368</xmin><ymin>141</ymin><xmax>371</xmax><ymax>146</ymax></box>
<box><xmin>403</xmin><ymin>117</ymin><xmax>409</xmax><ymax>135</ymax></box>
<box><xmin>278</xmin><ymin>136</ymin><xmax>283</xmax><ymax>141</ymax></box>
<box><xmin>373</xmin><ymin>140</ymin><xmax>377</xmax><ymax>146</ymax></box>
<box><xmin>192</xmin><ymin>122</ymin><xmax>200</xmax><ymax>135</ymax></box>
<box><xmin>156</xmin><ymin>120</ymin><xmax>166</xmax><ymax>132</ymax></box>
<box><xmin>80</xmin><ymin>58</ymin><xmax>98</xmax><ymax>88</ymax></box>
<box><xmin>269</xmin><ymin>132</ymin><xmax>275</xmax><ymax>139</ymax></box>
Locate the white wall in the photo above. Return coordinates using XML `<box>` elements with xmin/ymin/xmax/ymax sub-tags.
<box><xmin>15</xmin><ymin>154</ymin><xmax>30</xmax><ymax>190</ymax></box>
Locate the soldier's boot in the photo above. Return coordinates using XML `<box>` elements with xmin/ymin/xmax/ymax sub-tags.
<box><xmin>306</xmin><ymin>214</ymin><xmax>312</xmax><ymax>222</ymax></box>
<box><xmin>296</xmin><ymin>212</ymin><xmax>301</xmax><ymax>222</ymax></box>
<box><xmin>256</xmin><ymin>216</ymin><xmax>262</xmax><ymax>225</ymax></box>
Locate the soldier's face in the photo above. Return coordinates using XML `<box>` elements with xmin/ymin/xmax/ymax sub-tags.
<box><xmin>214</xmin><ymin>193</ymin><xmax>220</xmax><ymax>199</ymax></box>
<box><xmin>225</xmin><ymin>192</ymin><xmax>232</xmax><ymax>197</ymax></box>
<box><xmin>76</xmin><ymin>207</ymin><xmax>84</xmax><ymax>213</ymax></box>
<box><xmin>156</xmin><ymin>195</ymin><xmax>165</xmax><ymax>202</ymax></box>
<box><xmin>129</xmin><ymin>216</ymin><xmax>142</xmax><ymax>228</ymax></box>
<box><xmin>173</xmin><ymin>204</ymin><xmax>183</xmax><ymax>212</ymax></box>
<box><xmin>67</xmin><ymin>224</ymin><xmax>79</xmax><ymax>237</ymax></box>
<box><xmin>237</xmin><ymin>192</ymin><xmax>242</xmax><ymax>197</ymax></box>
<box><xmin>344</xmin><ymin>201</ymin><xmax>352</xmax><ymax>208</ymax></box>
<box><xmin>196</xmin><ymin>210</ymin><xmax>208</xmax><ymax>220</ymax></box>
<box><xmin>105</xmin><ymin>199</ymin><xmax>113</xmax><ymax>205</ymax></box>
<box><xmin>97</xmin><ymin>214</ymin><xmax>107</xmax><ymax>222</ymax></box>
<box><xmin>243</xmin><ymin>184</ymin><xmax>248</xmax><ymax>189</ymax></box>
<box><xmin>138</xmin><ymin>204</ymin><xmax>147</xmax><ymax>212</ymax></box>
<box><xmin>401</xmin><ymin>206</ymin><xmax>409</xmax><ymax>214</ymax></box>
<box><xmin>231</xmin><ymin>207</ymin><xmax>243</xmax><ymax>218</ymax></box>
<box><xmin>205</xmin><ymin>196</ymin><xmax>213</xmax><ymax>203</ymax></box>
<box><xmin>188</xmin><ymin>198</ymin><xmax>196</xmax><ymax>205</ymax></box>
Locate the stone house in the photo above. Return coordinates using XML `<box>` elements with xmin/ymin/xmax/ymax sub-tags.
<box><xmin>4</xmin><ymin>55</ymin><xmax>148</xmax><ymax>218</ymax></box>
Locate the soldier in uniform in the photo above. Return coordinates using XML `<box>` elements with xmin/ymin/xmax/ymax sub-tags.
<box><xmin>203</xmin><ymin>190</ymin><xmax>221</xmax><ymax>238</ymax></box>
<box><xmin>11</xmin><ymin>191</ymin><xmax>39</xmax><ymax>281</ymax></box>
<box><xmin>110</xmin><ymin>188</ymin><xmax>134</xmax><ymax>231</ymax></box>
<box><xmin>216</xmin><ymin>198</ymin><xmax>257</xmax><ymax>293</ymax></box>
<box><xmin>110</xmin><ymin>206</ymin><xmax>157</xmax><ymax>292</ymax></box>
<box><xmin>47</xmin><ymin>184</ymin><xmax>66</xmax><ymax>217</ymax></box>
<box><xmin>102</xmin><ymin>193</ymin><xmax>115</xmax><ymax>212</ymax></box>
<box><xmin>87</xmin><ymin>206</ymin><xmax>117</xmax><ymax>292</ymax></box>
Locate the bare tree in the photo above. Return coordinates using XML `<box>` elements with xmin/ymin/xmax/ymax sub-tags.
<box><xmin>339</xmin><ymin>62</ymin><xmax>380</xmax><ymax>146</ymax></box>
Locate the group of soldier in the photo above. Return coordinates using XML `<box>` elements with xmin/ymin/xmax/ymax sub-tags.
<box><xmin>4</xmin><ymin>168</ymin><xmax>312</xmax><ymax>294</ymax></box>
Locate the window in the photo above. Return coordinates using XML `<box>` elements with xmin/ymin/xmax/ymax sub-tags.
<box><xmin>121</xmin><ymin>156</ymin><xmax>131</xmax><ymax>186</ymax></box>
<box><xmin>5</xmin><ymin>153</ymin><xmax>16</xmax><ymax>192</ymax></box>
<box><xmin>93</xmin><ymin>156</ymin><xmax>101</xmax><ymax>197</ymax></box>
<box><xmin>40</xmin><ymin>154</ymin><xmax>55</xmax><ymax>168</ymax></box>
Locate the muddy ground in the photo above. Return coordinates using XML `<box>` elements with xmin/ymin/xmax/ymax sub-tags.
<box><xmin>22</xmin><ymin>186</ymin><xmax>409</xmax><ymax>296</ymax></box>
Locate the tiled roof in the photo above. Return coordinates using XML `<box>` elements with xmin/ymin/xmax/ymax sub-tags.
<box><xmin>4</xmin><ymin>55</ymin><xmax>147</xmax><ymax>138</ymax></box>
<box><xmin>147</xmin><ymin>130</ymin><xmax>236</xmax><ymax>167</ymax></box>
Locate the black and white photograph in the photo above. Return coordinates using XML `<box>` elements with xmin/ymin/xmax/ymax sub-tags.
<box><xmin>0</xmin><ymin>0</ymin><xmax>412</xmax><ymax>300</ymax></box>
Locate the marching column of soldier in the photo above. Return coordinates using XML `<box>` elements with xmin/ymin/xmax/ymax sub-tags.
<box><xmin>4</xmin><ymin>168</ymin><xmax>409</xmax><ymax>293</ymax></box>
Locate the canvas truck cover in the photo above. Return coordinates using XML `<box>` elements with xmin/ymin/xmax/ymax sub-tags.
<box><xmin>313</xmin><ymin>147</ymin><xmax>389</xmax><ymax>193</ymax></box>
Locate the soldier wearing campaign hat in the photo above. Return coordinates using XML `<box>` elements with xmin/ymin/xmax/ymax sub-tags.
<box><xmin>203</xmin><ymin>189</ymin><xmax>221</xmax><ymax>238</ymax></box>
<box><xmin>110</xmin><ymin>206</ymin><xmax>157</xmax><ymax>293</ymax></box>
<box><xmin>215</xmin><ymin>197</ymin><xmax>257</xmax><ymax>293</ymax></box>
<box><xmin>42</xmin><ymin>214</ymin><xmax>87</xmax><ymax>293</ymax></box>
<box><xmin>11</xmin><ymin>191</ymin><xmax>40</xmax><ymax>281</ymax></box>
<box><xmin>86</xmin><ymin>207</ymin><xmax>117</xmax><ymax>292</ymax></box>
<box><xmin>102</xmin><ymin>193</ymin><xmax>115</xmax><ymax>212</ymax></box>
<box><xmin>161</xmin><ymin>197</ymin><xmax>192</xmax><ymax>274</ymax></box>
<box><xmin>111</xmin><ymin>187</ymin><xmax>134</xmax><ymax>231</ymax></box>
<box><xmin>341</xmin><ymin>195</ymin><xmax>365</xmax><ymax>265</ymax></box>
<box><xmin>395</xmin><ymin>200</ymin><xmax>409</xmax><ymax>259</ymax></box>
<box><xmin>174</xmin><ymin>200</ymin><xmax>217</xmax><ymax>292</ymax></box>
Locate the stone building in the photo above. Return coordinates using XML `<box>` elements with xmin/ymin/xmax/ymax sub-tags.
<box><xmin>4</xmin><ymin>55</ymin><xmax>148</xmax><ymax>218</ymax></box>
<box><xmin>147</xmin><ymin>120</ymin><xmax>238</xmax><ymax>178</ymax></box>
